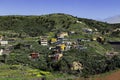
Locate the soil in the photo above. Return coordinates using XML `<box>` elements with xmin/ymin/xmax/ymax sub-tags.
<box><xmin>75</xmin><ymin>70</ymin><xmax>120</xmax><ymax>80</ymax></box>
<box><xmin>96</xmin><ymin>70</ymin><xmax>120</xmax><ymax>80</ymax></box>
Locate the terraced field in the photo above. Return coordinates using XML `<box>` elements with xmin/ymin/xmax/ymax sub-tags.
<box><xmin>0</xmin><ymin>64</ymin><xmax>76</xmax><ymax>80</ymax></box>
<box><xmin>0</xmin><ymin>64</ymin><xmax>52</xmax><ymax>80</ymax></box>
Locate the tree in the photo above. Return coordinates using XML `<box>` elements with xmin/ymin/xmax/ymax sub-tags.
<box><xmin>2</xmin><ymin>54</ymin><xmax>8</xmax><ymax>63</ymax></box>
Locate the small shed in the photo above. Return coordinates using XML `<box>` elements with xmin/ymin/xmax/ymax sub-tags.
<box><xmin>48</xmin><ymin>53</ymin><xmax>63</xmax><ymax>61</ymax></box>
<box><xmin>29</xmin><ymin>52</ymin><xmax>39</xmax><ymax>59</ymax></box>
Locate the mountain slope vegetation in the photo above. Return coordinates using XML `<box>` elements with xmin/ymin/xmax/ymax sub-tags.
<box><xmin>0</xmin><ymin>13</ymin><xmax>119</xmax><ymax>37</ymax></box>
<box><xmin>0</xmin><ymin>13</ymin><xmax>120</xmax><ymax>79</ymax></box>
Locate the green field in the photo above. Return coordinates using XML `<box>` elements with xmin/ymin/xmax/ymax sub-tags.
<box><xmin>0</xmin><ymin>64</ymin><xmax>52</xmax><ymax>80</ymax></box>
<box><xmin>0</xmin><ymin>64</ymin><xmax>76</xmax><ymax>80</ymax></box>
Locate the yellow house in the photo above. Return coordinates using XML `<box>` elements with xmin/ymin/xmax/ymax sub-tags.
<box><xmin>60</xmin><ymin>44</ymin><xmax>66</xmax><ymax>51</ymax></box>
<box><xmin>51</xmin><ymin>38</ymin><xmax>57</xmax><ymax>43</ymax></box>
<box><xmin>71</xmin><ymin>61</ymin><xmax>83</xmax><ymax>71</ymax></box>
<box><xmin>57</xmin><ymin>44</ymin><xmax>66</xmax><ymax>51</ymax></box>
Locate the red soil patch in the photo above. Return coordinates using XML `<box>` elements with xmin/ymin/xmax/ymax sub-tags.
<box><xmin>96</xmin><ymin>70</ymin><xmax>120</xmax><ymax>80</ymax></box>
<box><xmin>75</xmin><ymin>70</ymin><xmax>120</xmax><ymax>80</ymax></box>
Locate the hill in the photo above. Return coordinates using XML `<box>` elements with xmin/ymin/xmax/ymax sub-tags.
<box><xmin>0</xmin><ymin>13</ymin><xmax>77</xmax><ymax>37</ymax></box>
<box><xmin>0</xmin><ymin>13</ymin><xmax>120</xmax><ymax>79</ymax></box>
<box><xmin>104</xmin><ymin>15</ymin><xmax>120</xmax><ymax>23</ymax></box>
<box><xmin>0</xmin><ymin>13</ymin><xmax>119</xmax><ymax>37</ymax></box>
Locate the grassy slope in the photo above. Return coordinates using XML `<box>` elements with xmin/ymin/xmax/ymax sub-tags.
<box><xmin>0</xmin><ymin>64</ymin><xmax>52</xmax><ymax>80</ymax></box>
<box><xmin>0</xmin><ymin>64</ymin><xmax>76</xmax><ymax>80</ymax></box>
<box><xmin>0</xmin><ymin>14</ymin><xmax>119</xmax><ymax>80</ymax></box>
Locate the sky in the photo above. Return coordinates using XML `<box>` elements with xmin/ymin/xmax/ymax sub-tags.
<box><xmin>0</xmin><ymin>0</ymin><xmax>120</xmax><ymax>19</ymax></box>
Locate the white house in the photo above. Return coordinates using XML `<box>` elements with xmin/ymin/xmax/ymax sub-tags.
<box><xmin>0</xmin><ymin>49</ymin><xmax>3</xmax><ymax>55</ymax></box>
<box><xmin>40</xmin><ymin>36</ymin><xmax>48</xmax><ymax>46</ymax></box>
<box><xmin>57</xmin><ymin>32</ymin><xmax>68</xmax><ymax>38</ymax></box>
<box><xmin>82</xmin><ymin>28</ymin><xmax>93</xmax><ymax>34</ymax></box>
<box><xmin>76</xmin><ymin>21</ymin><xmax>83</xmax><ymax>24</ymax></box>
<box><xmin>0</xmin><ymin>41</ymin><xmax>8</xmax><ymax>46</ymax></box>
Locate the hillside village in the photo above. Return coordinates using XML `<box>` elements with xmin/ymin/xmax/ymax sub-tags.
<box><xmin>0</xmin><ymin>25</ymin><xmax>119</xmax><ymax>69</ymax></box>
<box><xmin>0</xmin><ymin>14</ymin><xmax>120</xmax><ymax>79</ymax></box>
